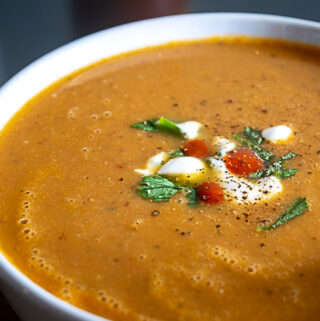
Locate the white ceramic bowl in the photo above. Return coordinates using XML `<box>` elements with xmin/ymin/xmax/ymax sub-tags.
<box><xmin>0</xmin><ymin>12</ymin><xmax>319</xmax><ymax>321</ymax></box>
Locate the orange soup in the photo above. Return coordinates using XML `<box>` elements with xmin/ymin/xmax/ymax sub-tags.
<box><xmin>0</xmin><ymin>38</ymin><xmax>320</xmax><ymax>321</ymax></box>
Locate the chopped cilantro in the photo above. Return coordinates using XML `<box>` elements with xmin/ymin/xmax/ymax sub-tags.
<box><xmin>137</xmin><ymin>175</ymin><xmax>198</xmax><ymax>206</ymax></box>
<box><xmin>185</xmin><ymin>188</ymin><xmax>199</xmax><ymax>206</ymax></box>
<box><xmin>277</xmin><ymin>168</ymin><xmax>298</xmax><ymax>179</ymax></box>
<box><xmin>232</xmin><ymin>134</ymin><xmax>274</xmax><ymax>161</ymax></box>
<box><xmin>257</xmin><ymin>197</ymin><xmax>308</xmax><ymax>231</ymax></box>
<box><xmin>280</xmin><ymin>151</ymin><xmax>298</xmax><ymax>161</ymax></box>
<box><xmin>137</xmin><ymin>176</ymin><xmax>182</xmax><ymax>202</ymax></box>
<box><xmin>131</xmin><ymin>119</ymin><xmax>157</xmax><ymax>131</ymax></box>
<box><xmin>233</xmin><ymin>127</ymin><xmax>299</xmax><ymax>177</ymax></box>
<box><xmin>131</xmin><ymin>117</ymin><xmax>183</xmax><ymax>137</ymax></box>
<box><xmin>233</xmin><ymin>126</ymin><xmax>273</xmax><ymax>161</ymax></box>
<box><xmin>169</xmin><ymin>149</ymin><xmax>185</xmax><ymax>158</ymax></box>
<box><xmin>244</xmin><ymin>126</ymin><xmax>263</xmax><ymax>145</ymax></box>
<box><xmin>251</xmin><ymin>152</ymin><xmax>298</xmax><ymax>179</ymax></box>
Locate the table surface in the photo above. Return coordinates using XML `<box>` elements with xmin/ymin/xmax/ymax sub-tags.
<box><xmin>0</xmin><ymin>0</ymin><xmax>320</xmax><ymax>320</ymax></box>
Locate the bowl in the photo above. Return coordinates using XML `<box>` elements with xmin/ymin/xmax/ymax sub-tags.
<box><xmin>0</xmin><ymin>12</ymin><xmax>319</xmax><ymax>321</ymax></box>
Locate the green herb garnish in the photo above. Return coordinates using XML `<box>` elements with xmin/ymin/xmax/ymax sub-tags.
<box><xmin>235</xmin><ymin>127</ymin><xmax>298</xmax><ymax>178</ymax></box>
<box><xmin>169</xmin><ymin>149</ymin><xmax>185</xmax><ymax>158</ymax></box>
<box><xmin>257</xmin><ymin>197</ymin><xmax>308</xmax><ymax>231</ymax></box>
<box><xmin>233</xmin><ymin>126</ymin><xmax>274</xmax><ymax>161</ymax></box>
<box><xmin>232</xmin><ymin>134</ymin><xmax>274</xmax><ymax>161</ymax></box>
<box><xmin>277</xmin><ymin>168</ymin><xmax>298</xmax><ymax>179</ymax></box>
<box><xmin>251</xmin><ymin>152</ymin><xmax>298</xmax><ymax>179</ymax></box>
<box><xmin>185</xmin><ymin>188</ymin><xmax>199</xmax><ymax>206</ymax></box>
<box><xmin>137</xmin><ymin>175</ymin><xmax>198</xmax><ymax>206</ymax></box>
<box><xmin>131</xmin><ymin>117</ymin><xmax>183</xmax><ymax>137</ymax></box>
<box><xmin>156</xmin><ymin>117</ymin><xmax>182</xmax><ymax>137</ymax></box>
<box><xmin>244</xmin><ymin>126</ymin><xmax>263</xmax><ymax>145</ymax></box>
<box><xmin>137</xmin><ymin>176</ymin><xmax>182</xmax><ymax>202</ymax></box>
<box><xmin>131</xmin><ymin>119</ymin><xmax>157</xmax><ymax>132</ymax></box>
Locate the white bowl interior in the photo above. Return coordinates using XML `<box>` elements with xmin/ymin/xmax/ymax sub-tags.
<box><xmin>0</xmin><ymin>12</ymin><xmax>319</xmax><ymax>321</ymax></box>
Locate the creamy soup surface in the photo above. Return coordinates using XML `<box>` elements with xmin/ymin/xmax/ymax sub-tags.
<box><xmin>0</xmin><ymin>38</ymin><xmax>320</xmax><ymax>321</ymax></box>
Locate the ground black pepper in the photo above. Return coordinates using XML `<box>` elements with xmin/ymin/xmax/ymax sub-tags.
<box><xmin>151</xmin><ymin>210</ymin><xmax>160</xmax><ymax>216</ymax></box>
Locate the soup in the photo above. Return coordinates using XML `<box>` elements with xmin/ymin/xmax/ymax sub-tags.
<box><xmin>0</xmin><ymin>38</ymin><xmax>320</xmax><ymax>321</ymax></box>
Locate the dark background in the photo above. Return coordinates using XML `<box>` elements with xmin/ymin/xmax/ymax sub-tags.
<box><xmin>1</xmin><ymin>0</ymin><xmax>320</xmax><ymax>87</ymax></box>
<box><xmin>0</xmin><ymin>0</ymin><xmax>319</xmax><ymax>319</ymax></box>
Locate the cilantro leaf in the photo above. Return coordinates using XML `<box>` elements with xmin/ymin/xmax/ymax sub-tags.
<box><xmin>131</xmin><ymin>117</ymin><xmax>183</xmax><ymax>137</ymax></box>
<box><xmin>257</xmin><ymin>197</ymin><xmax>308</xmax><ymax>231</ymax></box>
<box><xmin>279</xmin><ymin>152</ymin><xmax>298</xmax><ymax>161</ymax></box>
<box><xmin>233</xmin><ymin>127</ymin><xmax>274</xmax><ymax>161</ymax></box>
<box><xmin>185</xmin><ymin>188</ymin><xmax>199</xmax><ymax>206</ymax></box>
<box><xmin>277</xmin><ymin>169</ymin><xmax>298</xmax><ymax>179</ymax></box>
<box><xmin>137</xmin><ymin>175</ymin><xmax>182</xmax><ymax>202</ymax></box>
<box><xmin>244</xmin><ymin>127</ymin><xmax>263</xmax><ymax>145</ymax></box>
<box><xmin>169</xmin><ymin>149</ymin><xmax>185</xmax><ymax>158</ymax></box>
<box><xmin>232</xmin><ymin>135</ymin><xmax>274</xmax><ymax>161</ymax></box>
<box><xmin>137</xmin><ymin>175</ymin><xmax>199</xmax><ymax>206</ymax></box>
<box><xmin>251</xmin><ymin>152</ymin><xmax>298</xmax><ymax>179</ymax></box>
<box><xmin>256</xmin><ymin>150</ymin><xmax>274</xmax><ymax>162</ymax></box>
<box><xmin>131</xmin><ymin>119</ymin><xmax>157</xmax><ymax>132</ymax></box>
<box><xmin>250</xmin><ymin>168</ymin><xmax>272</xmax><ymax>178</ymax></box>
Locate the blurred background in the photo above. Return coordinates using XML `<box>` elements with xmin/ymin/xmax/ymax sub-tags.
<box><xmin>1</xmin><ymin>0</ymin><xmax>320</xmax><ymax>87</ymax></box>
<box><xmin>0</xmin><ymin>0</ymin><xmax>320</xmax><ymax>319</ymax></box>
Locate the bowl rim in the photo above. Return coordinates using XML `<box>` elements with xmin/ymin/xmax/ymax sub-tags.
<box><xmin>1</xmin><ymin>12</ymin><xmax>320</xmax><ymax>131</ymax></box>
<box><xmin>0</xmin><ymin>12</ymin><xmax>320</xmax><ymax>321</ymax></box>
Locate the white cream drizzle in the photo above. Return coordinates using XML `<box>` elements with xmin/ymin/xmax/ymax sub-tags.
<box><xmin>207</xmin><ymin>158</ymin><xmax>282</xmax><ymax>204</ymax></box>
<box><xmin>134</xmin><ymin>152</ymin><xmax>168</xmax><ymax>176</ymax></box>
<box><xmin>213</xmin><ymin>136</ymin><xmax>236</xmax><ymax>156</ymax></box>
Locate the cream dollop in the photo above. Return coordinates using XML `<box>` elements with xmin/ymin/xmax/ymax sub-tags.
<box><xmin>176</xmin><ymin>121</ymin><xmax>203</xmax><ymax>139</ymax></box>
<box><xmin>262</xmin><ymin>125</ymin><xmax>292</xmax><ymax>143</ymax></box>
<box><xmin>157</xmin><ymin>156</ymin><xmax>205</xmax><ymax>176</ymax></box>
